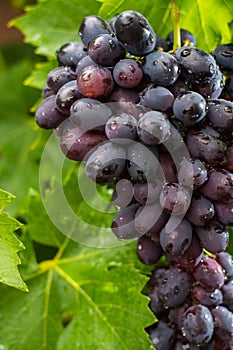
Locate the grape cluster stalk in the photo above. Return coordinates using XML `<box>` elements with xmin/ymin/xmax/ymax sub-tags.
<box><xmin>35</xmin><ymin>10</ymin><xmax>233</xmax><ymax>349</ymax></box>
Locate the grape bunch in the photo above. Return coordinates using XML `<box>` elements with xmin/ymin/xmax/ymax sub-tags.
<box><xmin>35</xmin><ymin>9</ymin><xmax>233</xmax><ymax>349</ymax></box>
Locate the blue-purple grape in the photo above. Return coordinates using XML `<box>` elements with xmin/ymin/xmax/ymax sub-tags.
<box><xmin>159</xmin><ymin>183</ymin><xmax>191</xmax><ymax>215</ymax></box>
<box><xmin>140</xmin><ymin>85</ymin><xmax>175</xmax><ymax>114</ymax></box>
<box><xmin>35</xmin><ymin>95</ymin><xmax>67</xmax><ymax>129</ymax></box>
<box><xmin>199</xmin><ymin>169</ymin><xmax>233</xmax><ymax>202</ymax></box>
<box><xmin>111</xmin><ymin>204</ymin><xmax>140</xmax><ymax>239</ymax></box>
<box><xmin>193</xmin><ymin>257</ymin><xmax>225</xmax><ymax>290</ymax></box>
<box><xmin>78</xmin><ymin>15</ymin><xmax>112</xmax><ymax>47</ymax></box>
<box><xmin>56</xmin><ymin>42</ymin><xmax>87</xmax><ymax>68</ymax></box>
<box><xmin>186</xmin><ymin>193</ymin><xmax>215</xmax><ymax>227</ymax></box>
<box><xmin>46</xmin><ymin>66</ymin><xmax>77</xmax><ymax>93</ymax></box>
<box><xmin>113</xmin><ymin>58</ymin><xmax>143</xmax><ymax>88</ymax></box>
<box><xmin>137</xmin><ymin>235</ymin><xmax>163</xmax><ymax>265</ymax></box>
<box><xmin>105</xmin><ymin>112</ymin><xmax>137</xmax><ymax>145</ymax></box>
<box><xmin>55</xmin><ymin>80</ymin><xmax>82</xmax><ymax>115</ymax></box>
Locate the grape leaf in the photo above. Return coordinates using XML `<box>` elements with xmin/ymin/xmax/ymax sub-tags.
<box><xmin>24</xmin><ymin>60</ymin><xmax>57</xmax><ymax>90</ymax></box>
<box><xmin>0</xmin><ymin>236</ymin><xmax>154</xmax><ymax>350</ymax></box>
<box><xmin>10</xmin><ymin>0</ymin><xmax>102</xmax><ymax>57</ymax></box>
<box><xmin>0</xmin><ymin>189</ymin><xmax>28</xmax><ymax>291</ymax></box>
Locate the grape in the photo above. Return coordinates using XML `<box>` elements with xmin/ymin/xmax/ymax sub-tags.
<box><xmin>142</xmin><ymin>51</ymin><xmax>180</xmax><ymax>86</ymax></box>
<box><xmin>192</xmin><ymin>286</ymin><xmax>223</xmax><ymax>307</ymax></box>
<box><xmin>114</xmin><ymin>10</ymin><xmax>156</xmax><ymax>56</ymax></box>
<box><xmin>56</xmin><ymin>42</ymin><xmax>87</xmax><ymax>68</ymax></box>
<box><xmin>225</xmin><ymin>74</ymin><xmax>233</xmax><ymax>99</ymax></box>
<box><xmin>186</xmin><ymin>126</ymin><xmax>227</xmax><ymax>167</ymax></box>
<box><xmin>182</xmin><ymin>304</ymin><xmax>214</xmax><ymax>344</ymax></box>
<box><xmin>178</xmin><ymin>158</ymin><xmax>208</xmax><ymax>189</ymax></box>
<box><xmin>157</xmin><ymin>266</ymin><xmax>192</xmax><ymax>308</ymax></box>
<box><xmin>137</xmin><ymin>235</ymin><xmax>163</xmax><ymax>265</ymax></box>
<box><xmin>149</xmin><ymin>321</ymin><xmax>175</xmax><ymax>350</ymax></box>
<box><xmin>212</xmin><ymin>44</ymin><xmax>233</xmax><ymax>71</ymax></box>
<box><xmin>175</xmin><ymin>46</ymin><xmax>217</xmax><ymax>85</ymax></box>
<box><xmin>149</xmin><ymin>286</ymin><xmax>168</xmax><ymax>319</ymax></box>
<box><xmin>111</xmin><ymin>204</ymin><xmax>140</xmax><ymax>239</ymax></box>
<box><xmin>78</xmin><ymin>15</ymin><xmax>112</xmax><ymax>47</ymax></box>
<box><xmin>35</xmin><ymin>95</ymin><xmax>67</xmax><ymax>129</ymax></box>
<box><xmin>214</xmin><ymin>201</ymin><xmax>233</xmax><ymax>226</ymax></box>
<box><xmin>133</xmin><ymin>179</ymin><xmax>163</xmax><ymax>205</ymax></box>
<box><xmin>157</xmin><ymin>151</ymin><xmax>177</xmax><ymax>183</ymax></box>
<box><xmin>216</xmin><ymin>252</ymin><xmax>233</xmax><ymax>280</ymax></box>
<box><xmin>112</xmin><ymin>178</ymin><xmax>134</xmax><ymax>208</ymax></box>
<box><xmin>186</xmin><ymin>193</ymin><xmax>215</xmax><ymax>227</ymax></box>
<box><xmin>207</xmin><ymin>99</ymin><xmax>233</xmax><ymax>135</ymax></box>
<box><xmin>169</xmin><ymin>77</ymin><xmax>190</xmax><ymax>97</ymax></box>
<box><xmin>226</xmin><ymin>144</ymin><xmax>233</xmax><ymax>171</ymax></box>
<box><xmin>159</xmin><ymin>183</ymin><xmax>191</xmax><ymax>215</ymax></box>
<box><xmin>46</xmin><ymin>66</ymin><xmax>77</xmax><ymax>93</ymax></box>
<box><xmin>137</xmin><ymin>111</ymin><xmax>171</xmax><ymax>145</ymax></box>
<box><xmin>167</xmin><ymin>28</ymin><xmax>196</xmax><ymax>48</ymax></box>
<box><xmin>55</xmin><ymin>80</ymin><xmax>82</xmax><ymax>115</ymax></box>
<box><xmin>169</xmin><ymin>302</ymin><xmax>191</xmax><ymax>329</ymax></box>
<box><xmin>76</xmin><ymin>55</ymin><xmax>95</xmax><ymax>76</ymax></box>
<box><xmin>60</xmin><ymin>127</ymin><xmax>107</xmax><ymax>161</ymax></box>
<box><xmin>173</xmin><ymin>91</ymin><xmax>207</xmax><ymax>126</ymax></box>
<box><xmin>134</xmin><ymin>203</ymin><xmax>168</xmax><ymax>237</ymax></box>
<box><xmin>160</xmin><ymin>219</ymin><xmax>192</xmax><ymax>256</ymax></box>
<box><xmin>155</xmin><ymin>34</ymin><xmax>169</xmax><ymax>51</ymax></box>
<box><xmin>70</xmin><ymin>98</ymin><xmax>111</xmax><ymax>132</ymax></box>
<box><xmin>85</xmin><ymin>141</ymin><xmax>126</xmax><ymax>184</ymax></box>
<box><xmin>108</xmin><ymin>86</ymin><xmax>139</xmax><ymax>103</ymax></box>
<box><xmin>192</xmin><ymin>68</ymin><xmax>224</xmax><ymax>99</ymax></box>
<box><xmin>199</xmin><ymin>169</ymin><xmax>233</xmax><ymax>202</ymax></box>
<box><xmin>211</xmin><ymin>306</ymin><xmax>233</xmax><ymax>341</ymax></box>
<box><xmin>42</xmin><ymin>84</ymin><xmax>54</xmax><ymax>98</ymax></box>
<box><xmin>112</xmin><ymin>59</ymin><xmax>143</xmax><ymax>89</ymax></box>
<box><xmin>77</xmin><ymin>64</ymin><xmax>114</xmax><ymax>99</ymax></box>
<box><xmin>176</xmin><ymin>235</ymin><xmax>203</xmax><ymax>269</ymax></box>
<box><xmin>127</xmin><ymin>142</ymin><xmax>158</xmax><ymax>183</ymax></box>
<box><xmin>88</xmin><ymin>34</ymin><xmax>125</xmax><ymax>67</ymax></box>
<box><xmin>105</xmin><ymin>112</ymin><xmax>137</xmax><ymax>144</ymax></box>
<box><xmin>140</xmin><ymin>85</ymin><xmax>175</xmax><ymax>114</ymax></box>
<box><xmin>193</xmin><ymin>257</ymin><xmax>225</xmax><ymax>290</ymax></box>
<box><xmin>221</xmin><ymin>280</ymin><xmax>233</xmax><ymax>311</ymax></box>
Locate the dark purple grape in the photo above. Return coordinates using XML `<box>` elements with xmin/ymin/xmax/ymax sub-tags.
<box><xmin>169</xmin><ymin>77</ymin><xmax>191</xmax><ymax>97</ymax></box>
<box><xmin>214</xmin><ymin>201</ymin><xmax>233</xmax><ymax>226</ymax></box>
<box><xmin>199</xmin><ymin>169</ymin><xmax>233</xmax><ymax>202</ymax></box>
<box><xmin>158</xmin><ymin>266</ymin><xmax>193</xmax><ymax>308</ymax></box>
<box><xmin>76</xmin><ymin>55</ymin><xmax>95</xmax><ymax>76</ymax></box>
<box><xmin>167</xmin><ymin>28</ymin><xmax>196</xmax><ymax>48</ymax></box>
<box><xmin>133</xmin><ymin>179</ymin><xmax>162</xmax><ymax>205</ymax></box>
<box><xmin>207</xmin><ymin>99</ymin><xmax>233</xmax><ymax>135</ymax></box>
<box><xmin>114</xmin><ymin>10</ymin><xmax>156</xmax><ymax>56</ymax></box>
<box><xmin>169</xmin><ymin>302</ymin><xmax>191</xmax><ymax>329</ymax></box>
<box><xmin>105</xmin><ymin>113</ymin><xmax>137</xmax><ymax>145</ymax></box>
<box><xmin>182</xmin><ymin>305</ymin><xmax>214</xmax><ymax>344</ymax></box>
<box><xmin>155</xmin><ymin>34</ymin><xmax>169</xmax><ymax>51</ymax></box>
<box><xmin>178</xmin><ymin>158</ymin><xmax>208</xmax><ymax>189</ymax></box>
<box><xmin>113</xmin><ymin>58</ymin><xmax>143</xmax><ymax>88</ymax></box>
<box><xmin>35</xmin><ymin>95</ymin><xmax>67</xmax><ymax>129</ymax></box>
<box><xmin>226</xmin><ymin>144</ymin><xmax>233</xmax><ymax>171</ymax></box>
<box><xmin>111</xmin><ymin>204</ymin><xmax>140</xmax><ymax>239</ymax></box>
<box><xmin>175</xmin><ymin>46</ymin><xmax>217</xmax><ymax>85</ymax></box>
<box><xmin>176</xmin><ymin>235</ymin><xmax>203</xmax><ymax>269</ymax></box>
<box><xmin>159</xmin><ymin>183</ymin><xmax>191</xmax><ymax>215</ymax></box>
<box><xmin>186</xmin><ymin>126</ymin><xmax>227</xmax><ymax>167</ymax></box>
<box><xmin>157</xmin><ymin>151</ymin><xmax>177</xmax><ymax>183</ymax></box>
<box><xmin>192</xmin><ymin>286</ymin><xmax>223</xmax><ymax>307</ymax></box>
<box><xmin>46</xmin><ymin>66</ymin><xmax>77</xmax><ymax>93</ymax></box>
<box><xmin>42</xmin><ymin>84</ymin><xmax>54</xmax><ymax>98</ymax></box>
<box><xmin>85</xmin><ymin>141</ymin><xmax>126</xmax><ymax>184</ymax></box>
<box><xmin>127</xmin><ymin>142</ymin><xmax>158</xmax><ymax>183</ymax></box>
<box><xmin>186</xmin><ymin>193</ymin><xmax>215</xmax><ymax>227</ymax></box>
<box><xmin>140</xmin><ymin>85</ymin><xmax>175</xmax><ymax>114</ymax></box>
<box><xmin>77</xmin><ymin>64</ymin><xmax>114</xmax><ymax>100</ymax></box>
<box><xmin>134</xmin><ymin>203</ymin><xmax>168</xmax><ymax>238</ymax></box>
<box><xmin>108</xmin><ymin>87</ymin><xmax>139</xmax><ymax>103</ymax></box>
<box><xmin>173</xmin><ymin>91</ymin><xmax>207</xmax><ymax>126</ymax></box>
<box><xmin>60</xmin><ymin>127</ymin><xmax>107</xmax><ymax>161</ymax></box>
<box><xmin>211</xmin><ymin>306</ymin><xmax>233</xmax><ymax>341</ymax></box>
<box><xmin>225</xmin><ymin>74</ymin><xmax>233</xmax><ymax>99</ymax></box>
<box><xmin>88</xmin><ymin>34</ymin><xmax>125</xmax><ymax>67</ymax></box>
<box><xmin>160</xmin><ymin>219</ymin><xmax>192</xmax><ymax>256</ymax></box>
<box><xmin>78</xmin><ymin>15</ymin><xmax>112</xmax><ymax>47</ymax></box>
<box><xmin>70</xmin><ymin>98</ymin><xmax>111</xmax><ymax>132</ymax></box>
<box><xmin>212</xmin><ymin>44</ymin><xmax>233</xmax><ymax>71</ymax></box>
<box><xmin>137</xmin><ymin>111</ymin><xmax>171</xmax><ymax>145</ymax></box>
<box><xmin>149</xmin><ymin>322</ymin><xmax>175</xmax><ymax>350</ymax></box>
<box><xmin>193</xmin><ymin>257</ymin><xmax>225</xmax><ymax>290</ymax></box>
<box><xmin>55</xmin><ymin>80</ymin><xmax>82</xmax><ymax>115</ymax></box>
<box><xmin>56</xmin><ymin>42</ymin><xmax>87</xmax><ymax>68</ymax></box>
<box><xmin>222</xmin><ymin>280</ymin><xmax>233</xmax><ymax>311</ymax></box>
<box><xmin>137</xmin><ymin>235</ymin><xmax>163</xmax><ymax>265</ymax></box>
<box><xmin>112</xmin><ymin>178</ymin><xmax>134</xmax><ymax>209</ymax></box>
<box><xmin>192</xmin><ymin>67</ymin><xmax>224</xmax><ymax>99</ymax></box>
<box><xmin>216</xmin><ymin>252</ymin><xmax>233</xmax><ymax>280</ymax></box>
<box><xmin>148</xmin><ymin>286</ymin><xmax>167</xmax><ymax>319</ymax></box>
<box><xmin>142</xmin><ymin>51</ymin><xmax>180</xmax><ymax>86</ymax></box>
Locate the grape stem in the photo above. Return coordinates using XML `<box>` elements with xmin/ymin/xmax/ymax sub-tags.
<box><xmin>170</xmin><ymin>0</ymin><xmax>181</xmax><ymax>50</ymax></box>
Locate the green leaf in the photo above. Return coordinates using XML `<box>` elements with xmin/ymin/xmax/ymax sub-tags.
<box><xmin>0</xmin><ymin>239</ymin><xmax>154</xmax><ymax>350</ymax></box>
<box><xmin>24</xmin><ymin>60</ymin><xmax>57</xmax><ymax>90</ymax></box>
<box><xmin>0</xmin><ymin>189</ymin><xmax>28</xmax><ymax>292</ymax></box>
<box><xmin>11</xmin><ymin>0</ymin><xmax>102</xmax><ymax>57</ymax></box>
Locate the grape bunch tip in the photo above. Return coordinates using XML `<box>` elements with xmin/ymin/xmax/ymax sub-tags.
<box><xmin>35</xmin><ymin>9</ymin><xmax>233</xmax><ymax>349</ymax></box>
